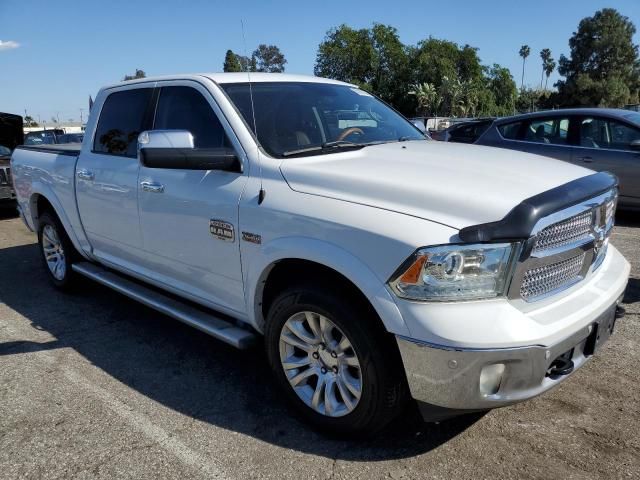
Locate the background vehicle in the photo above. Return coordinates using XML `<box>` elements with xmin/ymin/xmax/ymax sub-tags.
<box><xmin>23</xmin><ymin>129</ymin><xmax>83</xmax><ymax>146</ymax></box>
<box><xmin>10</xmin><ymin>74</ymin><xmax>630</xmax><ymax>436</ymax></box>
<box><xmin>475</xmin><ymin>109</ymin><xmax>640</xmax><ymax>210</ymax></box>
<box><xmin>0</xmin><ymin>112</ymin><xmax>22</xmax><ymax>205</ymax></box>
<box><xmin>55</xmin><ymin>133</ymin><xmax>85</xmax><ymax>144</ymax></box>
<box><xmin>432</xmin><ymin>118</ymin><xmax>495</xmax><ymax>143</ymax></box>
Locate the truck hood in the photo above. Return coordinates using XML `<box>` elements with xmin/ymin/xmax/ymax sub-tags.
<box><xmin>279</xmin><ymin>141</ymin><xmax>593</xmax><ymax>230</ymax></box>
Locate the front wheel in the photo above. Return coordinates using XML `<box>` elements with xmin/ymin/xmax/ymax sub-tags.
<box><xmin>265</xmin><ymin>284</ymin><xmax>408</xmax><ymax>436</ymax></box>
<box><xmin>37</xmin><ymin>211</ymin><xmax>77</xmax><ymax>289</ymax></box>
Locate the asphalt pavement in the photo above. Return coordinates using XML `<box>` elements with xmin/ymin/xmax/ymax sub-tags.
<box><xmin>0</xmin><ymin>207</ymin><xmax>638</xmax><ymax>479</ymax></box>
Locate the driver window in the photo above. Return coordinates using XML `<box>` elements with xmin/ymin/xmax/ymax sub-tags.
<box><xmin>154</xmin><ymin>86</ymin><xmax>230</xmax><ymax>148</ymax></box>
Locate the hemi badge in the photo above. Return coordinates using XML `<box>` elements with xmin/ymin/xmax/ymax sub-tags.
<box><xmin>210</xmin><ymin>219</ymin><xmax>234</xmax><ymax>242</ymax></box>
<box><xmin>241</xmin><ymin>232</ymin><xmax>262</xmax><ymax>244</ymax></box>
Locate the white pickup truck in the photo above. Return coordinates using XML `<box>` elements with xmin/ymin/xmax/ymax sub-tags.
<box><xmin>11</xmin><ymin>73</ymin><xmax>630</xmax><ymax>435</ymax></box>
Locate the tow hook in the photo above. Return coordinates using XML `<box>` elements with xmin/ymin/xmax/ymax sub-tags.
<box><xmin>547</xmin><ymin>350</ymin><xmax>575</xmax><ymax>378</ymax></box>
<box><xmin>615</xmin><ymin>305</ymin><xmax>626</xmax><ymax>319</ymax></box>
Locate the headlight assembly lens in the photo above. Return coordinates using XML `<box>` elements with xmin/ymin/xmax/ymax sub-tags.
<box><xmin>390</xmin><ymin>243</ymin><xmax>518</xmax><ymax>301</ymax></box>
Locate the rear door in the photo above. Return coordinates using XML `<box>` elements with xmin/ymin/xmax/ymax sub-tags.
<box><xmin>480</xmin><ymin>115</ymin><xmax>573</xmax><ymax>162</ymax></box>
<box><xmin>573</xmin><ymin>116</ymin><xmax>640</xmax><ymax>206</ymax></box>
<box><xmin>76</xmin><ymin>86</ymin><xmax>155</xmax><ymax>268</ymax></box>
<box><xmin>518</xmin><ymin>115</ymin><xmax>573</xmax><ymax>161</ymax></box>
<box><xmin>137</xmin><ymin>81</ymin><xmax>249</xmax><ymax>314</ymax></box>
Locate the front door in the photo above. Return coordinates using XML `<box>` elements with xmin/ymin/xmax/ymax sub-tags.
<box><xmin>137</xmin><ymin>82</ymin><xmax>249</xmax><ymax>314</ymax></box>
<box><xmin>76</xmin><ymin>86</ymin><xmax>154</xmax><ymax>269</ymax></box>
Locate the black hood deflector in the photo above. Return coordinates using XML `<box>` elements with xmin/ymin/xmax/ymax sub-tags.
<box><xmin>458</xmin><ymin>172</ymin><xmax>618</xmax><ymax>242</ymax></box>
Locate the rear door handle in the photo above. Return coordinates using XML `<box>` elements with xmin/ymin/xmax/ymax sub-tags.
<box><xmin>76</xmin><ymin>169</ymin><xmax>94</xmax><ymax>181</ymax></box>
<box><xmin>579</xmin><ymin>156</ymin><xmax>593</xmax><ymax>163</ymax></box>
<box><xmin>140</xmin><ymin>181</ymin><xmax>165</xmax><ymax>193</ymax></box>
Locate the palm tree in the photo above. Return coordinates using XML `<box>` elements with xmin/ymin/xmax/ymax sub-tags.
<box><xmin>409</xmin><ymin>82</ymin><xmax>440</xmax><ymax>116</ymax></box>
<box><xmin>539</xmin><ymin>49</ymin><xmax>551</xmax><ymax>90</ymax></box>
<box><xmin>518</xmin><ymin>45</ymin><xmax>530</xmax><ymax>90</ymax></box>
<box><xmin>544</xmin><ymin>58</ymin><xmax>556</xmax><ymax>90</ymax></box>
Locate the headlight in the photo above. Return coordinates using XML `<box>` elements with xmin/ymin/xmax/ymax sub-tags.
<box><xmin>389</xmin><ymin>243</ymin><xmax>519</xmax><ymax>301</ymax></box>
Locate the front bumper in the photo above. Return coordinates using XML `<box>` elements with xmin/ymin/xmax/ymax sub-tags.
<box><xmin>397</xmin><ymin>298</ymin><xmax>624</xmax><ymax>419</ymax></box>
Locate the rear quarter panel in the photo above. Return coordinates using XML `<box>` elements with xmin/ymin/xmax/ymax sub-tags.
<box><xmin>11</xmin><ymin>148</ymin><xmax>90</xmax><ymax>255</ymax></box>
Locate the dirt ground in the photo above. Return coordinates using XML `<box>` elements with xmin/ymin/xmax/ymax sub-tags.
<box><xmin>0</xmin><ymin>208</ymin><xmax>638</xmax><ymax>479</ymax></box>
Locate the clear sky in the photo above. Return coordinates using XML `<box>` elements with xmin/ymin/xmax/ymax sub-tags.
<box><xmin>1</xmin><ymin>0</ymin><xmax>639</xmax><ymax>123</ymax></box>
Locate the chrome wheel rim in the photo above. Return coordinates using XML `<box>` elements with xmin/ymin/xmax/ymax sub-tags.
<box><xmin>279</xmin><ymin>311</ymin><xmax>362</xmax><ymax>417</ymax></box>
<box><xmin>42</xmin><ymin>225</ymin><xmax>66</xmax><ymax>281</ymax></box>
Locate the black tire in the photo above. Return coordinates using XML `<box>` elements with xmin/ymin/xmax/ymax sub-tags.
<box><xmin>37</xmin><ymin>210</ymin><xmax>78</xmax><ymax>290</ymax></box>
<box><xmin>265</xmin><ymin>283</ymin><xmax>408</xmax><ymax>436</ymax></box>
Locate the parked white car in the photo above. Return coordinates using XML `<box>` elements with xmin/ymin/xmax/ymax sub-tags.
<box><xmin>11</xmin><ymin>73</ymin><xmax>630</xmax><ymax>435</ymax></box>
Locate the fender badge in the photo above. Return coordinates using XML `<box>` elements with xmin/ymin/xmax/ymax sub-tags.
<box><xmin>241</xmin><ymin>232</ymin><xmax>262</xmax><ymax>244</ymax></box>
<box><xmin>210</xmin><ymin>219</ymin><xmax>234</xmax><ymax>242</ymax></box>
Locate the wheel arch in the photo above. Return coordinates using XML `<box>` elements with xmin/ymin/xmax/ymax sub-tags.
<box><xmin>246</xmin><ymin>237</ymin><xmax>410</xmax><ymax>337</ymax></box>
<box><xmin>28</xmin><ymin>188</ymin><xmax>86</xmax><ymax>258</ymax></box>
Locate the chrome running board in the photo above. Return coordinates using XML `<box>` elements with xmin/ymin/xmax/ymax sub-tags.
<box><xmin>72</xmin><ymin>262</ymin><xmax>258</xmax><ymax>349</ymax></box>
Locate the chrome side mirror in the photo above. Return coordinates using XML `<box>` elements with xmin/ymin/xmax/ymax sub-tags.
<box><xmin>137</xmin><ymin>129</ymin><xmax>240</xmax><ymax>172</ymax></box>
<box><xmin>138</xmin><ymin>130</ymin><xmax>194</xmax><ymax>150</ymax></box>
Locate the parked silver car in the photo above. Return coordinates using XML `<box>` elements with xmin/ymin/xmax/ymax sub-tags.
<box><xmin>475</xmin><ymin>109</ymin><xmax>640</xmax><ymax>210</ymax></box>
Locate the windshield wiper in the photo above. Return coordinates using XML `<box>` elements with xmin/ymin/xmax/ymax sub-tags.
<box><xmin>282</xmin><ymin>141</ymin><xmax>365</xmax><ymax>157</ymax></box>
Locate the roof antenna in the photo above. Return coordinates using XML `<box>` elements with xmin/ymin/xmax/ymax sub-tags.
<box><xmin>241</xmin><ymin>19</ymin><xmax>265</xmax><ymax>205</ymax></box>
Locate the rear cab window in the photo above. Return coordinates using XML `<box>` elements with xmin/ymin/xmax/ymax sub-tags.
<box><xmin>93</xmin><ymin>88</ymin><xmax>154</xmax><ymax>157</ymax></box>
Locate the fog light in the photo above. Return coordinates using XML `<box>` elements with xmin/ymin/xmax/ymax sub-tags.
<box><xmin>479</xmin><ymin>364</ymin><xmax>505</xmax><ymax>396</ymax></box>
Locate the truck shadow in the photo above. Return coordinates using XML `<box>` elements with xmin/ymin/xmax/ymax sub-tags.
<box><xmin>615</xmin><ymin>210</ymin><xmax>640</xmax><ymax>228</ymax></box>
<box><xmin>0</xmin><ymin>205</ymin><xmax>19</xmax><ymax>220</ymax></box>
<box><xmin>0</xmin><ymin>242</ymin><xmax>483</xmax><ymax>461</ymax></box>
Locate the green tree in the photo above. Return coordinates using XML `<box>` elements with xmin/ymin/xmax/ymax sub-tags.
<box><xmin>485</xmin><ymin>64</ymin><xmax>517</xmax><ymax>115</ymax></box>
<box><xmin>519</xmin><ymin>45</ymin><xmax>530</xmax><ymax>90</ymax></box>
<box><xmin>557</xmin><ymin>8</ymin><xmax>640</xmax><ymax>107</ymax></box>
<box><xmin>539</xmin><ymin>49</ymin><xmax>551</xmax><ymax>89</ymax></box>
<box><xmin>409</xmin><ymin>82</ymin><xmax>440</xmax><ymax>115</ymax></box>
<box><xmin>314</xmin><ymin>24</ymin><xmax>376</xmax><ymax>87</ymax></box>
<box><xmin>315</xmin><ymin>24</ymin><xmax>517</xmax><ymax>117</ymax></box>
<box><xmin>236</xmin><ymin>54</ymin><xmax>257</xmax><ymax>72</ymax></box>
<box><xmin>23</xmin><ymin>115</ymin><xmax>38</xmax><ymax>127</ymax></box>
<box><xmin>369</xmin><ymin>24</ymin><xmax>411</xmax><ymax>109</ymax></box>
<box><xmin>123</xmin><ymin>69</ymin><xmax>146</xmax><ymax>81</ymax></box>
<box><xmin>314</xmin><ymin>24</ymin><xmax>411</xmax><ymax>109</ymax></box>
<box><xmin>544</xmin><ymin>58</ymin><xmax>556</xmax><ymax>90</ymax></box>
<box><xmin>223</xmin><ymin>50</ymin><xmax>243</xmax><ymax>72</ymax></box>
<box><xmin>252</xmin><ymin>44</ymin><xmax>287</xmax><ymax>73</ymax></box>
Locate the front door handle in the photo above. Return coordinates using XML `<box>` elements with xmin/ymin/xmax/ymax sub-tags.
<box><xmin>76</xmin><ymin>169</ymin><xmax>95</xmax><ymax>181</ymax></box>
<box><xmin>579</xmin><ymin>156</ymin><xmax>593</xmax><ymax>163</ymax></box>
<box><xmin>140</xmin><ymin>181</ymin><xmax>165</xmax><ymax>193</ymax></box>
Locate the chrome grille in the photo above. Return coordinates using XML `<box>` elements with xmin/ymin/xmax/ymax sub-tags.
<box><xmin>533</xmin><ymin>211</ymin><xmax>593</xmax><ymax>254</ymax></box>
<box><xmin>0</xmin><ymin>168</ymin><xmax>7</xmax><ymax>185</ymax></box>
<box><xmin>520</xmin><ymin>253</ymin><xmax>586</xmax><ymax>300</ymax></box>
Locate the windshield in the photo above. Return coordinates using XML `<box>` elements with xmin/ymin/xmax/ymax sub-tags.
<box><xmin>622</xmin><ymin>111</ymin><xmax>640</xmax><ymax>126</ymax></box>
<box><xmin>220</xmin><ymin>82</ymin><xmax>425</xmax><ymax>157</ymax></box>
<box><xmin>0</xmin><ymin>145</ymin><xmax>11</xmax><ymax>156</ymax></box>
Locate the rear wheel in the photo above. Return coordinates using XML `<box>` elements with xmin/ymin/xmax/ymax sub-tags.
<box><xmin>37</xmin><ymin>211</ymin><xmax>77</xmax><ymax>289</ymax></box>
<box><xmin>265</xmin><ymin>284</ymin><xmax>408</xmax><ymax>436</ymax></box>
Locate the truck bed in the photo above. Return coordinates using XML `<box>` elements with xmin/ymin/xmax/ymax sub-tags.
<box><xmin>16</xmin><ymin>144</ymin><xmax>82</xmax><ymax>156</ymax></box>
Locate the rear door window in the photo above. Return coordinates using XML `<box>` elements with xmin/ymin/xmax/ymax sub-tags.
<box><xmin>93</xmin><ymin>88</ymin><xmax>153</xmax><ymax>157</ymax></box>
<box><xmin>524</xmin><ymin>117</ymin><xmax>570</xmax><ymax>145</ymax></box>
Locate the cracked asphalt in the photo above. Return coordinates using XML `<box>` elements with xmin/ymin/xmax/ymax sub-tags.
<box><xmin>0</xmin><ymin>207</ymin><xmax>638</xmax><ymax>479</ymax></box>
